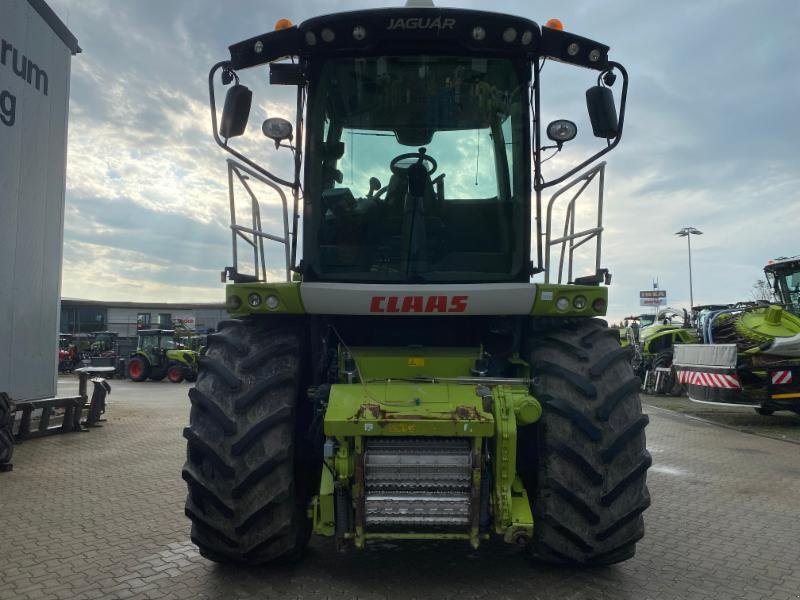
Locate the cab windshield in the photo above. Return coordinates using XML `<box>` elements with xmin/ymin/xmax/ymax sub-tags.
<box><xmin>771</xmin><ymin>266</ymin><xmax>800</xmax><ymax>315</ymax></box>
<box><xmin>639</xmin><ymin>315</ymin><xmax>655</xmax><ymax>328</ymax></box>
<box><xmin>305</xmin><ymin>55</ymin><xmax>529</xmax><ymax>282</ymax></box>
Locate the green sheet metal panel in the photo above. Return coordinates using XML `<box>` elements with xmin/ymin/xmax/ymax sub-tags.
<box><xmin>324</xmin><ymin>382</ymin><xmax>494</xmax><ymax>437</ymax></box>
<box><xmin>346</xmin><ymin>346</ymin><xmax>479</xmax><ymax>380</ymax></box>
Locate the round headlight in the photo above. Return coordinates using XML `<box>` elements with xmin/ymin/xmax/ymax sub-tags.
<box><xmin>262</xmin><ymin>117</ymin><xmax>293</xmax><ymax>142</ymax></box>
<box><xmin>254</xmin><ymin>40</ymin><xmax>264</xmax><ymax>54</ymax></box>
<box><xmin>228</xmin><ymin>295</ymin><xmax>242</xmax><ymax>310</ymax></box>
<box><xmin>567</xmin><ymin>42</ymin><xmax>580</xmax><ymax>56</ymax></box>
<box><xmin>592</xmin><ymin>298</ymin><xmax>607</xmax><ymax>313</ymax></box>
<box><xmin>589</xmin><ymin>49</ymin><xmax>601</xmax><ymax>62</ymax></box>
<box><xmin>321</xmin><ymin>28</ymin><xmax>335</xmax><ymax>43</ymax></box>
<box><xmin>546</xmin><ymin>119</ymin><xmax>578</xmax><ymax>143</ymax></box>
<box><xmin>472</xmin><ymin>26</ymin><xmax>486</xmax><ymax>41</ymax></box>
<box><xmin>573</xmin><ymin>295</ymin><xmax>587</xmax><ymax>310</ymax></box>
<box><xmin>248</xmin><ymin>293</ymin><xmax>262</xmax><ymax>307</ymax></box>
<box><xmin>305</xmin><ymin>31</ymin><xmax>317</xmax><ymax>46</ymax></box>
<box><xmin>556</xmin><ymin>297</ymin><xmax>570</xmax><ymax>312</ymax></box>
<box><xmin>521</xmin><ymin>30</ymin><xmax>534</xmax><ymax>46</ymax></box>
<box><xmin>502</xmin><ymin>27</ymin><xmax>517</xmax><ymax>43</ymax></box>
<box><xmin>352</xmin><ymin>25</ymin><xmax>366</xmax><ymax>40</ymax></box>
<box><xmin>265</xmin><ymin>295</ymin><xmax>280</xmax><ymax>310</ymax></box>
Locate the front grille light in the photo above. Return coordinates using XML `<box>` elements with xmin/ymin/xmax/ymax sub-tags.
<box><xmin>248</xmin><ymin>293</ymin><xmax>262</xmax><ymax>307</ymax></box>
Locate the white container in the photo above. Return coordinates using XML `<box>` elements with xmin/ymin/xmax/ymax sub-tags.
<box><xmin>0</xmin><ymin>0</ymin><xmax>79</xmax><ymax>401</ymax></box>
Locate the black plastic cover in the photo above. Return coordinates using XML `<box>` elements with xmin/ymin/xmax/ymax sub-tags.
<box><xmin>299</xmin><ymin>8</ymin><xmax>540</xmax><ymax>58</ymax></box>
<box><xmin>229</xmin><ymin>8</ymin><xmax>541</xmax><ymax>69</ymax></box>
<box><xmin>270</xmin><ymin>63</ymin><xmax>304</xmax><ymax>85</ymax></box>
<box><xmin>586</xmin><ymin>86</ymin><xmax>618</xmax><ymax>138</ymax></box>
<box><xmin>229</xmin><ymin>26</ymin><xmax>301</xmax><ymax>70</ymax></box>
<box><xmin>219</xmin><ymin>84</ymin><xmax>252</xmax><ymax>139</ymax></box>
<box><xmin>540</xmin><ymin>26</ymin><xmax>609</xmax><ymax>71</ymax></box>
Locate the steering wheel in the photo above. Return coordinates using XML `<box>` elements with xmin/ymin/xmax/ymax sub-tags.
<box><xmin>390</xmin><ymin>148</ymin><xmax>437</xmax><ymax>176</ymax></box>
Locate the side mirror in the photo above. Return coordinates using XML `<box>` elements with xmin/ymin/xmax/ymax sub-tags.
<box><xmin>220</xmin><ymin>84</ymin><xmax>252</xmax><ymax>139</ymax></box>
<box><xmin>262</xmin><ymin>117</ymin><xmax>293</xmax><ymax>147</ymax></box>
<box><xmin>586</xmin><ymin>86</ymin><xmax>618</xmax><ymax>138</ymax></box>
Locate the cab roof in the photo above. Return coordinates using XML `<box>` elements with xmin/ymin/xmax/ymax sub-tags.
<box><xmin>228</xmin><ymin>7</ymin><xmax>610</xmax><ymax>72</ymax></box>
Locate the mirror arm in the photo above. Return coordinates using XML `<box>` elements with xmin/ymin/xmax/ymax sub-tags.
<box><xmin>536</xmin><ymin>61</ymin><xmax>628</xmax><ymax>191</ymax></box>
<box><xmin>289</xmin><ymin>84</ymin><xmax>305</xmax><ymax>270</ymax></box>
<box><xmin>208</xmin><ymin>61</ymin><xmax>297</xmax><ymax>190</ymax></box>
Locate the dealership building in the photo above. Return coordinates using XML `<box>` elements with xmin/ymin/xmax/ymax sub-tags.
<box><xmin>60</xmin><ymin>298</ymin><xmax>227</xmax><ymax>337</ymax></box>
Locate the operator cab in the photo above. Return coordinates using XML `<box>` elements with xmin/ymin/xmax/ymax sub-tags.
<box><xmin>211</xmin><ymin>4</ymin><xmax>626</xmax><ymax>288</ymax></box>
<box><xmin>137</xmin><ymin>329</ymin><xmax>177</xmax><ymax>353</ymax></box>
<box><xmin>765</xmin><ymin>257</ymin><xmax>800</xmax><ymax>315</ymax></box>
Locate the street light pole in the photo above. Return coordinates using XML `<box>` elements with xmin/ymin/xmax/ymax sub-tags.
<box><xmin>675</xmin><ymin>227</ymin><xmax>703</xmax><ymax>310</ymax></box>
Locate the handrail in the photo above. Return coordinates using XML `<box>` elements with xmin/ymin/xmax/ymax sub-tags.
<box><xmin>227</xmin><ymin>159</ymin><xmax>291</xmax><ymax>281</ymax></box>
<box><xmin>544</xmin><ymin>163</ymin><xmax>606</xmax><ymax>284</ymax></box>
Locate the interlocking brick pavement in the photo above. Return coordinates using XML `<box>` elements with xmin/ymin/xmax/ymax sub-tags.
<box><xmin>1</xmin><ymin>379</ymin><xmax>799</xmax><ymax>599</ymax></box>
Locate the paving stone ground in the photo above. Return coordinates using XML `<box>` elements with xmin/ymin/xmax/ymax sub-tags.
<box><xmin>1</xmin><ymin>378</ymin><xmax>799</xmax><ymax>600</ymax></box>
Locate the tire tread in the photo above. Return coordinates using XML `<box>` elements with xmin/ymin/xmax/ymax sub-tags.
<box><xmin>526</xmin><ymin>318</ymin><xmax>650</xmax><ymax>566</ymax></box>
<box><xmin>182</xmin><ymin>319</ymin><xmax>309</xmax><ymax>565</ymax></box>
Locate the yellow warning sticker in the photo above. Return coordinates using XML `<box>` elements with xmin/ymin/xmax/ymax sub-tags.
<box><xmin>386</xmin><ymin>423</ymin><xmax>417</xmax><ymax>433</ymax></box>
<box><xmin>407</xmin><ymin>357</ymin><xmax>425</xmax><ymax>367</ymax></box>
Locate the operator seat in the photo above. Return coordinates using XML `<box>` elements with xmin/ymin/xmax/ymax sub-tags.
<box><xmin>384</xmin><ymin>162</ymin><xmax>440</xmax><ymax>217</ymax></box>
<box><xmin>403</xmin><ymin>157</ymin><xmax>445</xmax><ymax>270</ymax></box>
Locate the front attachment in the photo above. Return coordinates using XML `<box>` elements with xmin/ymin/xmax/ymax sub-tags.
<box><xmin>312</xmin><ymin>378</ymin><xmax>540</xmax><ymax>550</ymax></box>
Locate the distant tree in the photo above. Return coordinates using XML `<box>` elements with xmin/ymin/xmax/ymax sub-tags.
<box><xmin>751</xmin><ymin>279</ymin><xmax>773</xmax><ymax>303</ymax></box>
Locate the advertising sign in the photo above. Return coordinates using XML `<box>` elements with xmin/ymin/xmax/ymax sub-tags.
<box><xmin>639</xmin><ymin>290</ymin><xmax>667</xmax><ymax>307</ymax></box>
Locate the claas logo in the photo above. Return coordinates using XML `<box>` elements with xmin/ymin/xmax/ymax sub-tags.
<box><xmin>370</xmin><ymin>295</ymin><xmax>468</xmax><ymax>313</ymax></box>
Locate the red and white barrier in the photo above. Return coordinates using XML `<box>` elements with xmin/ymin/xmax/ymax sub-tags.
<box><xmin>771</xmin><ymin>370</ymin><xmax>793</xmax><ymax>385</ymax></box>
<box><xmin>676</xmin><ymin>370</ymin><xmax>741</xmax><ymax>389</ymax></box>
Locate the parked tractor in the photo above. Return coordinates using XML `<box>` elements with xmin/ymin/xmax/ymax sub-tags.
<box><xmin>183</xmin><ymin>2</ymin><xmax>650</xmax><ymax>567</ymax></box>
<box><xmin>628</xmin><ymin>308</ymin><xmax>697</xmax><ymax>396</ymax></box>
<box><xmin>174</xmin><ymin>325</ymin><xmax>208</xmax><ymax>355</ymax></box>
<box><xmin>674</xmin><ymin>257</ymin><xmax>800</xmax><ymax>415</ymax></box>
<box><xmin>127</xmin><ymin>329</ymin><xmax>199</xmax><ymax>383</ymax></box>
<box><xmin>86</xmin><ymin>331</ymin><xmax>120</xmax><ymax>369</ymax></box>
<box><xmin>58</xmin><ymin>334</ymin><xmax>79</xmax><ymax>373</ymax></box>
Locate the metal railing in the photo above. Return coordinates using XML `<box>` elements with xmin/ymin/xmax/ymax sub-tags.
<box><xmin>544</xmin><ymin>162</ymin><xmax>606</xmax><ymax>284</ymax></box>
<box><xmin>227</xmin><ymin>159</ymin><xmax>291</xmax><ymax>282</ymax></box>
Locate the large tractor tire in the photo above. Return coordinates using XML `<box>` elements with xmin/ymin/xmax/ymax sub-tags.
<box><xmin>523</xmin><ymin>319</ymin><xmax>651</xmax><ymax>566</ymax></box>
<box><xmin>167</xmin><ymin>363</ymin><xmax>185</xmax><ymax>384</ymax></box>
<box><xmin>127</xmin><ymin>356</ymin><xmax>149</xmax><ymax>382</ymax></box>
<box><xmin>182</xmin><ymin>319</ymin><xmax>312</xmax><ymax>565</ymax></box>
<box><xmin>0</xmin><ymin>392</ymin><xmax>14</xmax><ymax>471</ymax></box>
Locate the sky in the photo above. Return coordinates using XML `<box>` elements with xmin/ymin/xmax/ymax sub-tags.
<box><xmin>48</xmin><ymin>0</ymin><xmax>800</xmax><ymax>322</ymax></box>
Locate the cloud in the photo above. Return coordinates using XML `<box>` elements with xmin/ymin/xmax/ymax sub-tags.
<box><xmin>46</xmin><ymin>0</ymin><xmax>799</xmax><ymax>324</ymax></box>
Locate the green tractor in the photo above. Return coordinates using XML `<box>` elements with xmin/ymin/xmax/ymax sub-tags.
<box><xmin>674</xmin><ymin>257</ymin><xmax>800</xmax><ymax>415</ymax></box>
<box><xmin>183</xmin><ymin>3</ymin><xmax>650</xmax><ymax>566</ymax></box>
<box><xmin>174</xmin><ymin>325</ymin><xmax>208</xmax><ymax>355</ymax></box>
<box><xmin>127</xmin><ymin>329</ymin><xmax>199</xmax><ymax>383</ymax></box>
<box><xmin>628</xmin><ymin>308</ymin><xmax>697</xmax><ymax>396</ymax></box>
<box><xmin>86</xmin><ymin>331</ymin><xmax>120</xmax><ymax>369</ymax></box>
